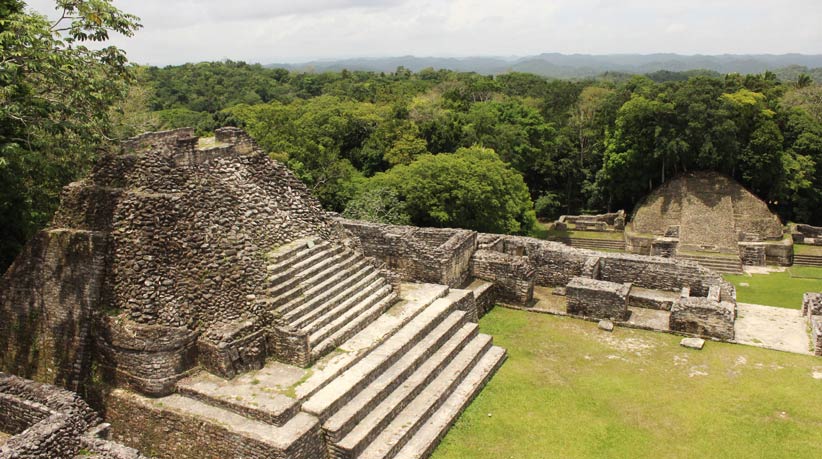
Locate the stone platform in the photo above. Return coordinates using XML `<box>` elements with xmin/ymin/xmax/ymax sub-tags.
<box><xmin>106</xmin><ymin>283</ymin><xmax>507</xmax><ymax>459</ymax></box>
<box><xmin>735</xmin><ymin>303</ymin><xmax>812</xmax><ymax>355</ymax></box>
<box><xmin>526</xmin><ymin>287</ymin><xmax>814</xmax><ymax>357</ymax></box>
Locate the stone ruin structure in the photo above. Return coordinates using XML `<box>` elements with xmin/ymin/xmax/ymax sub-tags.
<box><xmin>553</xmin><ymin>210</ymin><xmax>626</xmax><ymax>232</ymax></box>
<box><xmin>0</xmin><ymin>372</ymin><xmax>146</xmax><ymax>458</ymax></box>
<box><xmin>0</xmin><ymin>128</ymin><xmax>507</xmax><ymax>458</ymax></box>
<box><xmin>6</xmin><ymin>127</ymin><xmax>816</xmax><ymax>458</ymax></box>
<box><xmin>625</xmin><ymin>171</ymin><xmax>792</xmax><ymax>272</ymax></box>
<box><xmin>804</xmin><ymin>294</ymin><xmax>822</xmax><ymax>356</ymax></box>
<box><xmin>342</xmin><ymin>220</ymin><xmax>738</xmax><ymax>341</ymax></box>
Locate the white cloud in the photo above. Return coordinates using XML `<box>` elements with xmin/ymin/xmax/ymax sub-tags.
<box><xmin>23</xmin><ymin>0</ymin><xmax>822</xmax><ymax>65</ymax></box>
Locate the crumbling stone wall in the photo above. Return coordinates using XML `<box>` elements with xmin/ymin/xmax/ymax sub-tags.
<box><xmin>0</xmin><ymin>373</ymin><xmax>103</xmax><ymax>459</ymax></box>
<box><xmin>566</xmin><ymin>277</ymin><xmax>630</xmax><ymax>320</ymax></box>
<box><xmin>470</xmin><ymin>250</ymin><xmax>534</xmax><ymax>304</ymax></box>
<box><xmin>804</xmin><ymin>293</ymin><xmax>822</xmax><ymax>357</ymax></box>
<box><xmin>0</xmin><ymin>229</ymin><xmax>107</xmax><ymax>392</ymax></box>
<box><xmin>338</xmin><ymin>219</ymin><xmax>476</xmax><ymax>288</ymax></box>
<box><xmin>669</xmin><ymin>297</ymin><xmax>735</xmax><ymax>340</ymax></box>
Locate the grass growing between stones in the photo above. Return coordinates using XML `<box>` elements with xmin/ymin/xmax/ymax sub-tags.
<box><xmin>724</xmin><ymin>269</ymin><xmax>822</xmax><ymax>309</ymax></box>
<box><xmin>432</xmin><ymin>307</ymin><xmax>822</xmax><ymax>459</ymax></box>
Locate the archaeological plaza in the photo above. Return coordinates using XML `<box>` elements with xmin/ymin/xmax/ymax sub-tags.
<box><xmin>1</xmin><ymin>128</ymin><xmax>820</xmax><ymax>458</ymax></box>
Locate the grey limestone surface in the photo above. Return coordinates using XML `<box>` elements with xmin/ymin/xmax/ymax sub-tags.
<box><xmin>735</xmin><ymin>303</ymin><xmax>812</xmax><ymax>355</ymax></box>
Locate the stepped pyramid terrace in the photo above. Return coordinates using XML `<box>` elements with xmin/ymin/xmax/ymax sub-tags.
<box><xmin>0</xmin><ymin>128</ymin><xmax>820</xmax><ymax>459</ymax></box>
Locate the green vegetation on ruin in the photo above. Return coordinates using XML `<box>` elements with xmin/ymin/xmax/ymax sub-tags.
<box><xmin>724</xmin><ymin>268</ymin><xmax>822</xmax><ymax>309</ymax></box>
<box><xmin>432</xmin><ymin>307</ymin><xmax>822</xmax><ymax>459</ymax></box>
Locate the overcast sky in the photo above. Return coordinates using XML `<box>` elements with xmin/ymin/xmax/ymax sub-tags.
<box><xmin>26</xmin><ymin>0</ymin><xmax>822</xmax><ymax>65</ymax></box>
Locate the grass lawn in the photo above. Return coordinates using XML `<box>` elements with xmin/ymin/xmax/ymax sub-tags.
<box><xmin>795</xmin><ymin>244</ymin><xmax>822</xmax><ymax>256</ymax></box>
<box><xmin>432</xmin><ymin>308</ymin><xmax>822</xmax><ymax>459</ymax></box>
<box><xmin>724</xmin><ymin>268</ymin><xmax>822</xmax><ymax>309</ymax></box>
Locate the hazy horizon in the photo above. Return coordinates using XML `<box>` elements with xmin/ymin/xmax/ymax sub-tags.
<box><xmin>25</xmin><ymin>0</ymin><xmax>822</xmax><ymax>66</ymax></box>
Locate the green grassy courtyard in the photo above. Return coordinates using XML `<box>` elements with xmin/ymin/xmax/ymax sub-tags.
<box><xmin>432</xmin><ymin>307</ymin><xmax>822</xmax><ymax>459</ymax></box>
<box><xmin>724</xmin><ymin>266</ymin><xmax>822</xmax><ymax>309</ymax></box>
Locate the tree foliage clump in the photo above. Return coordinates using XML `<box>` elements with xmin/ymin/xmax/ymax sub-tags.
<box><xmin>0</xmin><ymin>0</ymin><xmax>141</xmax><ymax>271</ymax></box>
<box><xmin>360</xmin><ymin>146</ymin><xmax>537</xmax><ymax>235</ymax></box>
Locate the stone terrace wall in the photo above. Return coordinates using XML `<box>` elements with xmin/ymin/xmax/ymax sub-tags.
<box><xmin>476</xmin><ymin>233</ymin><xmax>734</xmax><ymax>301</ymax></box>
<box><xmin>0</xmin><ymin>373</ymin><xmax>99</xmax><ymax>459</ymax></box>
<box><xmin>470</xmin><ymin>250</ymin><xmax>534</xmax><ymax>304</ymax></box>
<box><xmin>0</xmin><ymin>230</ymin><xmax>107</xmax><ymax>391</ymax></box>
<box><xmin>338</xmin><ymin>219</ymin><xmax>476</xmax><ymax>288</ymax></box>
<box><xmin>106</xmin><ymin>390</ymin><xmax>324</xmax><ymax>459</ymax></box>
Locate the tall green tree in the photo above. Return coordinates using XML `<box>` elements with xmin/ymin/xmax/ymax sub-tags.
<box><xmin>0</xmin><ymin>0</ymin><xmax>140</xmax><ymax>271</ymax></box>
<box><xmin>363</xmin><ymin>146</ymin><xmax>537</xmax><ymax>234</ymax></box>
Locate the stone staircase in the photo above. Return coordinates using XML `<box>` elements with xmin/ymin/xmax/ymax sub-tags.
<box><xmin>794</xmin><ymin>254</ymin><xmax>822</xmax><ymax>267</ymax></box>
<box><xmin>562</xmin><ymin>237</ymin><xmax>625</xmax><ymax>252</ymax></box>
<box><xmin>302</xmin><ymin>289</ymin><xmax>505</xmax><ymax>459</ymax></box>
<box><xmin>259</xmin><ymin>237</ymin><xmax>398</xmax><ymax>366</ymax></box>
<box><xmin>676</xmin><ymin>253</ymin><xmax>743</xmax><ymax>274</ymax></box>
<box><xmin>117</xmin><ymin>283</ymin><xmax>507</xmax><ymax>459</ymax></box>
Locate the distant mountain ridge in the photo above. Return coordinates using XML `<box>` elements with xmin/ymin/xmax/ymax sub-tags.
<box><xmin>267</xmin><ymin>53</ymin><xmax>822</xmax><ymax>79</ymax></box>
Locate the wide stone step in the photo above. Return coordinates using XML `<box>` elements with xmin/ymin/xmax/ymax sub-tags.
<box><xmin>266</xmin><ymin>245</ymin><xmax>345</xmax><ymax>295</ymax></box>
<box><xmin>392</xmin><ymin>345</ymin><xmax>507</xmax><ymax>459</ymax></box>
<box><xmin>267</xmin><ymin>237</ymin><xmax>326</xmax><ymax>268</ymax></box>
<box><xmin>309</xmin><ymin>290</ymin><xmax>398</xmax><ymax>361</ymax></box>
<box><xmin>794</xmin><ymin>255</ymin><xmax>822</xmax><ymax>266</ymax></box>
<box><xmin>281</xmin><ymin>259</ymin><xmax>371</xmax><ymax>322</ymax></box>
<box><xmin>293</xmin><ymin>284</ymin><xmax>450</xmax><ymax>402</ymax></box>
<box><xmin>273</xmin><ymin>254</ymin><xmax>362</xmax><ymax>317</ymax></box>
<box><xmin>295</xmin><ymin>274</ymin><xmax>386</xmax><ymax>332</ymax></box>
<box><xmin>351</xmin><ymin>334</ymin><xmax>495</xmax><ymax>459</ymax></box>
<box><xmin>125</xmin><ymin>392</ymin><xmax>322</xmax><ymax>455</ymax></box>
<box><xmin>176</xmin><ymin>372</ymin><xmax>300</xmax><ymax>427</ymax></box>
<box><xmin>301</xmin><ymin>294</ymin><xmax>463</xmax><ymax>420</ymax></box>
<box><xmin>325</xmin><ymin>316</ymin><xmax>475</xmax><ymax>449</ymax></box>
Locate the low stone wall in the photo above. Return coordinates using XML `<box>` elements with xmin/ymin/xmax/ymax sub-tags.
<box><xmin>566</xmin><ymin>277</ymin><xmax>630</xmax><ymax>320</ymax></box>
<box><xmin>811</xmin><ymin>316</ymin><xmax>822</xmax><ymax>357</ymax></box>
<box><xmin>803</xmin><ymin>293</ymin><xmax>822</xmax><ymax>318</ymax></box>
<box><xmin>338</xmin><ymin>219</ymin><xmax>476</xmax><ymax>288</ymax></box>
<box><xmin>471</xmin><ymin>282</ymin><xmax>497</xmax><ymax>318</ymax></box>
<box><xmin>628</xmin><ymin>289</ymin><xmax>676</xmax><ymax>311</ymax></box>
<box><xmin>739</xmin><ymin>240</ymin><xmax>793</xmax><ymax>266</ymax></box>
<box><xmin>106</xmin><ymin>390</ymin><xmax>325</xmax><ymax>459</ymax></box>
<box><xmin>669</xmin><ymin>297</ymin><xmax>735</xmax><ymax>340</ymax></box>
<box><xmin>0</xmin><ymin>373</ymin><xmax>102</xmax><ymax>459</ymax></box>
<box><xmin>794</xmin><ymin>224</ymin><xmax>822</xmax><ymax>241</ymax></box>
<box><xmin>470</xmin><ymin>250</ymin><xmax>534</xmax><ymax>304</ymax></box>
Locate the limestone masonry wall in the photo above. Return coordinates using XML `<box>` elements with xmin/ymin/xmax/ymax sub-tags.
<box><xmin>566</xmin><ymin>277</ymin><xmax>630</xmax><ymax>320</ymax></box>
<box><xmin>106</xmin><ymin>390</ymin><xmax>324</xmax><ymax>459</ymax></box>
<box><xmin>342</xmin><ymin>221</ymin><xmax>735</xmax><ymax>339</ymax></box>
<box><xmin>0</xmin><ymin>373</ymin><xmax>133</xmax><ymax>459</ymax></box>
<box><xmin>338</xmin><ymin>219</ymin><xmax>476</xmax><ymax>288</ymax></box>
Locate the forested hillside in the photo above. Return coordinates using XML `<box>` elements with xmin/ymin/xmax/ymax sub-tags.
<box><xmin>140</xmin><ymin>62</ymin><xmax>822</xmax><ymax>230</ymax></box>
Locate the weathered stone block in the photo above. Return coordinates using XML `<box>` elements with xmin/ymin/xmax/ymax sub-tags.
<box><xmin>670</xmin><ymin>297</ymin><xmax>735</xmax><ymax>340</ymax></box>
<box><xmin>812</xmin><ymin>315</ymin><xmax>822</xmax><ymax>357</ymax></box>
<box><xmin>566</xmin><ymin>277</ymin><xmax>630</xmax><ymax>320</ymax></box>
<box><xmin>470</xmin><ymin>249</ymin><xmax>534</xmax><ymax>304</ymax></box>
<box><xmin>680</xmin><ymin>337</ymin><xmax>705</xmax><ymax>350</ymax></box>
